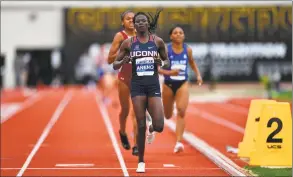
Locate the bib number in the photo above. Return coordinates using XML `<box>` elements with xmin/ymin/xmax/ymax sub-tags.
<box><xmin>170</xmin><ymin>64</ymin><xmax>186</xmax><ymax>80</ymax></box>
<box><xmin>136</xmin><ymin>57</ymin><xmax>154</xmax><ymax>76</ymax></box>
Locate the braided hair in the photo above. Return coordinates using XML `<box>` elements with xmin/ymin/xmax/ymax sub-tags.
<box><xmin>133</xmin><ymin>8</ymin><xmax>163</xmax><ymax>34</ymax></box>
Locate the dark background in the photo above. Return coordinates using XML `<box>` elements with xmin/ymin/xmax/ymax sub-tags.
<box><xmin>62</xmin><ymin>6</ymin><xmax>292</xmax><ymax>84</ymax></box>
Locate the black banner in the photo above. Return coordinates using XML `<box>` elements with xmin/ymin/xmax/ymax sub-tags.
<box><xmin>63</xmin><ymin>6</ymin><xmax>292</xmax><ymax>83</ymax></box>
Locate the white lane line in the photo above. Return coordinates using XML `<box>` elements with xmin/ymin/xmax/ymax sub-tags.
<box><xmin>165</xmin><ymin>119</ymin><xmax>248</xmax><ymax>177</ymax></box>
<box><xmin>55</xmin><ymin>164</ymin><xmax>94</xmax><ymax>167</ymax></box>
<box><xmin>55</xmin><ymin>163</ymin><xmax>95</xmax><ymax>167</ymax></box>
<box><xmin>221</xmin><ymin>102</ymin><xmax>249</xmax><ymax>114</ymax></box>
<box><xmin>163</xmin><ymin>164</ymin><xmax>176</xmax><ymax>168</ymax></box>
<box><xmin>2</xmin><ymin>167</ymin><xmax>222</xmax><ymax>170</ymax></box>
<box><xmin>187</xmin><ymin>106</ymin><xmax>245</xmax><ymax>134</ymax></box>
<box><xmin>189</xmin><ymin>97</ymin><xmax>249</xmax><ymax>114</ymax></box>
<box><xmin>95</xmin><ymin>91</ymin><xmax>129</xmax><ymax>177</ymax></box>
<box><xmin>16</xmin><ymin>91</ymin><xmax>73</xmax><ymax>177</ymax></box>
<box><xmin>1</xmin><ymin>92</ymin><xmax>44</xmax><ymax>124</ymax></box>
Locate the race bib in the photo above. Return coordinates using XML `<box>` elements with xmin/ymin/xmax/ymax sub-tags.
<box><xmin>136</xmin><ymin>57</ymin><xmax>154</xmax><ymax>76</ymax></box>
<box><xmin>170</xmin><ymin>64</ymin><xmax>186</xmax><ymax>80</ymax></box>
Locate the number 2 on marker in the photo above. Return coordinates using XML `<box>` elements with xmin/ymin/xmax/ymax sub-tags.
<box><xmin>266</xmin><ymin>117</ymin><xmax>283</xmax><ymax>143</ymax></box>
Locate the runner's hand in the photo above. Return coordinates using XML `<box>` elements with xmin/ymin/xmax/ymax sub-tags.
<box><xmin>153</xmin><ymin>56</ymin><xmax>163</xmax><ymax>66</ymax></box>
<box><xmin>122</xmin><ymin>56</ymin><xmax>131</xmax><ymax>63</ymax></box>
<box><xmin>170</xmin><ymin>69</ymin><xmax>180</xmax><ymax>76</ymax></box>
<box><xmin>197</xmin><ymin>75</ymin><xmax>203</xmax><ymax>86</ymax></box>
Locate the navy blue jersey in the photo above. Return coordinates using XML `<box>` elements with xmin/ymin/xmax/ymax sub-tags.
<box><xmin>164</xmin><ymin>43</ymin><xmax>189</xmax><ymax>81</ymax></box>
<box><xmin>130</xmin><ymin>35</ymin><xmax>159</xmax><ymax>77</ymax></box>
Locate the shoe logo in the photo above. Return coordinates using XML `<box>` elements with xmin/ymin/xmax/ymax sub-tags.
<box><xmin>155</xmin><ymin>92</ymin><xmax>160</xmax><ymax>94</ymax></box>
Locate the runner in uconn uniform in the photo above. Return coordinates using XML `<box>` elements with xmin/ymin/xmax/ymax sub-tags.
<box><xmin>108</xmin><ymin>10</ymin><xmax>154</xmax><ymax>156</ymax></box>
<box><xmin>113</xmin><ymin>9</ymin><xmax>169</xmax><ymax>173</ymax></box>
<box><xmin>159</xmin><ymin>26</ymin><xmax>203</xmax><ymax>153</ymax></box>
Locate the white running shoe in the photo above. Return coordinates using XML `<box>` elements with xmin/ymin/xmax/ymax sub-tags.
<box><xmin>146</xmin><ymin>117</ymin><xmax>155</xmax><ymax>144</ymax></box>
<box><xmin>147</xmin><ymin>130</ymin><xmax>155</xmax><ymax>144</ymax></box>
<box><xmin>146</xmin><ymin>114</ymin><xmax>152</xmax><ymax>125</ymax></box>
<box><xmin>173</xmin><ymin>142</ymin><xmax>184</xmax><ymax>153</ymax></box>
<box><xmin>136</xmin><ymin>162</ymin><xmax>145</xmax><ymax>173</ymax></box>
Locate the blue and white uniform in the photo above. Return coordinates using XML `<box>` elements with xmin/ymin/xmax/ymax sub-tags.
<box><xmin>130</xmin><ymin>35</ymin><xmax>161</xmax><ymax>98</ymax></box>
<box><xmin>163</xmin><ymin>43</ymin><xmax>189</xmax><ymax>95</ymax></box>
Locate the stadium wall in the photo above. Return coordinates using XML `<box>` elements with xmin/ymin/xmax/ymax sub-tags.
<box><xmin>1</xmin><ymin>1</ymin><xmax>291</xmax><ymax>88</ymax></box>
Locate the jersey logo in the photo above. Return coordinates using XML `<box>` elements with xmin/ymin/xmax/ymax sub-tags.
<box><xmin>130</xmin><ymin>51</ymin><xmax>158</xmax><ymax>58</ymax></box>
<box><xmin>134</xmin><ymin>45</ymin><xmax>140</xmax><ymax>51</ymax></box>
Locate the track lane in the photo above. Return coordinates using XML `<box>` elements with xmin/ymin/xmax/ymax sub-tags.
<box><xmin>226</xmin><ymin>98</ymin><xmax>253</xmax><ymax>108</ymax></box>
<box><xmin>190</xmin><ymin>103</ymin><xmax>248</xmax><ymax>128</ymax></box>
<box><xmin>22</xmin><ymin>90</ymin><xmax>125</xmax><ymax>176</ymax></box>
<box><xmin>1</xmin><ymin>91</ymin><xmax>45</xmax><ymax>124</ymax></box>
<box><xmin>1</xmin><ymin>86</ymin><xmax>255</xmax><ymax>176</ymax></box>
<box><xmin>190</xmin><ymin>98</ymin><xmax>291</xmax><ymax>169</ymax></box>
<box><xmin>1</xmin><ymin>89</ymin><xmax>32</xmax><ymax>103</ymax></box>
<box><xmin>105</xmin><ymin>91</ymin><xmax>229</xmax><ymax>176</ymax></box>
<box><xmin>0</xmin><ymin>90</ymin><xmax>66</xmax><ymax>176</ymax></box>
<box><xmin>183</xmin><ymin>104</ymin><xmax>248</xmax><ymax>168</ymax></box>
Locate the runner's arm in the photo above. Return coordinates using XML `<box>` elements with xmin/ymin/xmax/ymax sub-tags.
<box><xmin>158</xmin><ymin>43</ymin><xmax>178</xmax><ymax>76</ymax></box>
<box><xmin>187</xmin><ymin>47</ymin><xmax>201</xmax><ymax>78</ymax></box>
<box><xmin>156</xmin><ymin>37</ymin><xmax>170</xmax><ymax>68</ymax></box>
<box><xmin>108</xmin><ymin>33</ymin><xmax>124</xmax><ymax>64</ymax></box>
<box><xmin>113</xmin><ymin>39</ymin><xmax>130</xmax><ymax>70</ymax></box>
<box><xmin>187</xmin><ymin>46</ymin><xmax>202</xmax><ymax>85</ymax></box>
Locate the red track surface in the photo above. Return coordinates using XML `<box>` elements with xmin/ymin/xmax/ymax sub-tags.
<box><xmin>1</xmin><ymin>87</ymin><xmax>259</xmax><ymax>176</ymax></box>
<box><xmin>1</xmin><ymin>89</ymin><xmax>30</xmax><ymax>103</ymax></box>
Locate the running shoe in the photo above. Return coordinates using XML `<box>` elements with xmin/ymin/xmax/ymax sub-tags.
<box><xmin>173</xmin><ymin>141</ymin><xmax>184</xmax><ymax>153</ymax></box>
<box><xmin>119</xmin><ymin>130</ymin><xmax>131</xmax><ymax>150</ymax></box>
<box><xmin>146</xmin><ymin>117</ymin><xmax>155</xmax><ymax>144</ymax></box>
<box><xmin>136</xmin><ymin>162</ymin><xmax>145</xmax><ymax>173</ymax></box>
<box><xmin>132</xmin><ymin>146</ymin><xmax>138</xmax><ymax>156</ymax></box>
